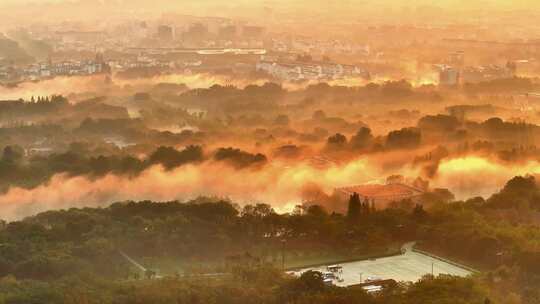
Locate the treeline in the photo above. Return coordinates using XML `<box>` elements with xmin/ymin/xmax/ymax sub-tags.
<box><xmin>324</xmin><ymin>126</ymin><xmax>422</xmax><ymax>154</ymax></box>
<box><xmin>175</xmin><ymin>82</ymin><xmax>285</xmax><ymax>114</ymax></box>
<box><xmin>301</xmin><ymin>80</ymin><xmax>442</xmax><ymax>103</ymax></box>
<box><xmin>0</xmin><ymin>196</ymin><xmax>493</xmax><ymax>303</ymax></box>
<box><xmin>0</xmin><ymin>270</ymin><xmax>489</xmax><ymax>304</ymax></box>
<box><xmin>420</xmin><ymin>176</ymin><xmax>540</xmax><ymax>268</ymax></box>
<box><xmin>418</xmin><ymin>114</ymin><xmax>540</xmax><ymax>144</ymax></box>
<box><xmin>0</xmin><ymin>96</ymin><xmax>68</xmax><ymax>121</ymax></box>
<box><xmin>0</xmin><ymin>96</ymin><xmax>130</xmax><ymax>135</ymax></box>
<box><xmin>0</xmin><ymin>198</ymin><xmax>416</xmax><ymax>281</ymax></box>
<box><xmin>463</xmin><ymin>77</ymin><xmax>536</xmax><ymax>94</ymax></box>
<box><xmin>415</xmin><ymin>176</ymin><xmax>540</xmax><ymax>303</ymax></box>
<box><xmin>0</xmin><ymin>145</ymin><xmax>268</xmax><ymax>192</ymax></box>
<box><xmin>172</xmin><ymin>80</ymin><xmax>443</xmax><ymax>116</ymax></box>
<box><xmin>0</xmin><ymin>176</ymin><xmax>540</xmax><ymax>302</ymax></box>
<box><xmin>324</xmin><ymin>114</ymin><xmax>540</xmax><ymax>158</ymax></box>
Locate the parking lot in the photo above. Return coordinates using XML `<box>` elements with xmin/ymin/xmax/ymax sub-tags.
<box><xmin>294</xmin><ymin>244</ymin><xmax>473</xmax><ymax>286</ymax></box>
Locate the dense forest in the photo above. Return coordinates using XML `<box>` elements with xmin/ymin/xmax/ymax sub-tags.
<box><xmin>0</xmin><ymin>175</ymin><xmax>540</xmax><ymax>303</ymax></box>
<box><xmin>1</xmin><ymin>78</ymin><xmax>540</xmax><ymax>304</ymax></box>
<box><xmin>4</xmin><ymin>1</ymin><xmax>540</xmax><ymax>302</ymax></box>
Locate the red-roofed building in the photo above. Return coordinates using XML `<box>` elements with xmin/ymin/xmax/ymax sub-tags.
<box><xmin>334</xmin><ymin>183</ymin><xmax>425</xmax><ymax>207</ymax></box>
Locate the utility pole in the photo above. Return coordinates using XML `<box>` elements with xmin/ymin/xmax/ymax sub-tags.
<box><xmin>281</xmin><ymin>239</ymin><xmax>286</xmax><ymax>270</ymax></box>
<box><xmin>431</xmin><ymin>262</ymin><xmax>434</xmax><ymax>277</ymax></box>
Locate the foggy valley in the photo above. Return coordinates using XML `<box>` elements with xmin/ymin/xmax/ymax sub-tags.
<box><xmin>0</xmin><ymin>1</ymin><xmax>540</xmax><ymax>303</ymax></box>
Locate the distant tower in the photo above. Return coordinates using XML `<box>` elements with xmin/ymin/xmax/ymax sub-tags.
<box><xmin>439</xmin><ymin>66</ymin><xmax>460</xmax><ymax>87</ymax></box>
<box><xmin>448</xmin><ymin>51</ymin><xmax>465</xmax><ymax>68</ymax></box>
<box><xmin>95</xmin><ymin>52</ymin><xmax>104</xmax><ymax>64</ymax></box>
<box><xmin>506</xmin><ymin>61</ymin><xmax>517</xmax><ymax>76</ymax></box>
<box><xmin>157</xmin><ymin>25</ymin><xmax>174</xmax><ymax>41</ymax></box>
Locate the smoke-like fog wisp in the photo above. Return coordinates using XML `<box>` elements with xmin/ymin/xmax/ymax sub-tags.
<box><xmin>433</xmin><ymin>156</ymin><xmax>540</xmax><ymax>199</ymax></box>
<box><xmin>0</xmin><ymin>159</ymin><xmax>379</xmax><ymax>220</ymax></box>
<box><xmin>0</xmin><ymin>155</ymin><xmax>538</xmax><ymax>220</ymax></box>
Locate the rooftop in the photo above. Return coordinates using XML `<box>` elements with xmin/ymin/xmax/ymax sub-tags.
<box><xmin>335</xmin><ymin>183</ymin><xmax>425</xmax><ymax>199</ymax></box>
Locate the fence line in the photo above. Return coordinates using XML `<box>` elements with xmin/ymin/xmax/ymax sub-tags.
<box><xmin>411</xmin><ymin>248</ymin><xmax>479</xmax><ymax>274</ymax></box>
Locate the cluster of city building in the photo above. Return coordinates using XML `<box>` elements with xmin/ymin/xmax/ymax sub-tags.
<box><xmin>256</xmin><ymin>57</ymin><xmax>370</xmax><ymax>81</ymax></box>
<box><xmin>0</xmin><ymin>54</ymin><xmax>109</xmax><ymax>82</ymax></box>
<box><xmin>28</xmin><ymin>18</ymin><xmax>370</xmax><ymax>56</ymax></box>
<box><xmin>0</xmin><ymin>15</ymin><xmax>376</xmax><ymax>84</ymax></box>
<box><xmin>437</xmin><ymin>51</ymin><xmax>521</xmax><ymax>86</ymax></box>
<box><xmin>0</xmin><ymin>33</ymin><xmax>371</xmax><ymax>83</ymax></box>
<box><xmin>438</xmin><ymin>64</ymin><xmax>516</xmax><ymax>87</ymax></box>
<box><xmin>4</xmin><ymin>15</ymin><xmax>537</xmax><ymax>86</ymax></box>
<box><xmin>0</xmin><ymin>51</ymin><xmax>369</xmax><ymax>84</ymax></box>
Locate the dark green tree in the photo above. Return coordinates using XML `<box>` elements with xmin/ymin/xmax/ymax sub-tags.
<box><xmin>347</xmin><ymin>193</ymin><xmax>361</xmax><ymax>221</ymax></box>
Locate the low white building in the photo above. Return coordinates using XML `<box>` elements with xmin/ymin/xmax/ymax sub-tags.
<box><xmin>256</xmin><ymin>59</ymin><xmax>369</xmax><ymax>81</ymax></box>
